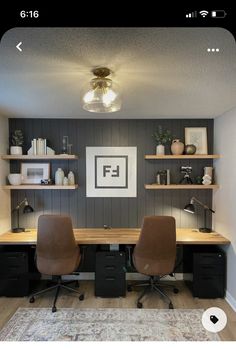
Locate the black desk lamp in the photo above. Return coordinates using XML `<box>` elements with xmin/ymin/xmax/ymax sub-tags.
<box><xmin>12</xmin><ymin>198</ymin><xmax>34</xmax><ymax>233</ymax></box>
<box><xmin>184</xmin><ymin>196</ymin><xmax>215</xmax><ymax>233</ymax></box>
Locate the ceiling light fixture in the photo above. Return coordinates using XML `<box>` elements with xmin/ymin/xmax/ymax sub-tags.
<box><xmin>82</xmin><ymin>67</ymin><xmax>121</xmax><ymax>113</ymax></box>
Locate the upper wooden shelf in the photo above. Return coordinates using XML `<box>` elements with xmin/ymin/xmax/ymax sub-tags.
<box><xmin>144</xmin><ymin>155</ymin><xmax>221</xmax><ymax>159</ymax></box>
<box><xmin>145</xmin><ymin>184</ymin><xmax>219</xmax><ymax>190</ymax></box>
<box><xmin>1</xmin><ymin>184</ymin><xmax>79</xmax><ymax>190</ymax></box>
<box><xmin>1</xmin><ymin>155</ymin><xmax>78</xmax><ymax>160</ymax></box>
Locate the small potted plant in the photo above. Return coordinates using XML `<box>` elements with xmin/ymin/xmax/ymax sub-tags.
<box><xmin>153</xmin><ymin>126</ymin><xmax>172</xmax><ymax>155</ymax></box>
<box><xmin>10</xmin><ymin>130</ymin><xmax>24</xmax><ymax>155</ymax></box>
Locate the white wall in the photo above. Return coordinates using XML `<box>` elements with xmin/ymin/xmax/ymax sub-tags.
<box><xmin>214</xmin><ymin>107</ymin><xmax>236</xmax><ymax>311</ymax></box>
<box><xmin>0</xmin><ymin>116</ymin><xmax>11</xmax><ymax>234</ymax></box>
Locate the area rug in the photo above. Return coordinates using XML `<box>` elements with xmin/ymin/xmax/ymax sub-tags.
<box><xmin>0</xmin><ymin>308</ymin><xmax>219</xmax><ymax>341</ymax></box>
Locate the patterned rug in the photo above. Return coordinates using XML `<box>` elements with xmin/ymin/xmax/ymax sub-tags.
<box><xmin>0</xmin><ymin>308</ymin><xmax>219</xmax><ymax>341</ymax></box>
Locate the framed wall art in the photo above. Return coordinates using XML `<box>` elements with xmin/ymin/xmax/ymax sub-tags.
<box><xmin>21</xmin><ymin>163</ymin><xmax>50</xmax><ymax>184</ymax></box>
<box><xmin>86</xmin><ymin>147</ymin><xmax>137</xmax><ymax>197</ymax></box>
<box><xmin>185</xmin><ymin>127</ymin><xmax>208</xmax><ymax>154</ymax></box>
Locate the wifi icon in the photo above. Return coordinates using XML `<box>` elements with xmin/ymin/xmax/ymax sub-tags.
<box><xmin>199</xmin><ymin>10</ymin><xmax>209</xmax><ymax>17</ymax></box>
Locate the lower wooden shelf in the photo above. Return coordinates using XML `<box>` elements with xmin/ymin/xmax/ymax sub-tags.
<box><xmin>1</xmin><ymin>185</ymin><xmax>79</xmax><ymax>190</ymax></box>
<box><xmin>145</xmin><ymin>184</ymin><xmax>219</xmax><ymax>190</ymax></box>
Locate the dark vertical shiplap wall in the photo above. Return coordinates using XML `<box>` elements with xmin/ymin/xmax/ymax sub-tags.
<box><xmin>9</xmin><ymin>118</ymin><xmax>214</xmax><ymax>229</ymax></box>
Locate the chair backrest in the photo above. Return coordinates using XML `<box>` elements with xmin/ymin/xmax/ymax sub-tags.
<box><xmin>133</xmin><ymin>216</ymin><xmax>176</xmax><ymax>276</ymax></box>
<box><xmin>36</xmin><ymin>214</ymin><xmax>80</xmax><ymax>275</ymax></box>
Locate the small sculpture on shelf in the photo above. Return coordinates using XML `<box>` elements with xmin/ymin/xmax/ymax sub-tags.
<box><xmin>179</xmin><ymin>166</ymin><xmax>193</xmax><ymax>184</ymax></box>
<box><xmin>10</xmin><ymin>130</ymin><xmax>24</xmax><ymax>155</ymax></box>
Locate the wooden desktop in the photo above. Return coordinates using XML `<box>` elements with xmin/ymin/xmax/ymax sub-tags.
<box><xmin>0</xmin><ymin>228</ymin><xmax>230</xmax><ymax>245</ymax></box>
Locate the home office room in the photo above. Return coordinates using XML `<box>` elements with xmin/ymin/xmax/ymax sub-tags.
<box><xmin>0</xmin><ymin>26</ymin><xmax>235</xmax><ymax>343</ymax></box>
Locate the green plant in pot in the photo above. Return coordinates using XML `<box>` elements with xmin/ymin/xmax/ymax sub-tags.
<box><xmin>153</xmin><ymin>126</ymin><xmax>172</xmax><ymax>155</ymax></box>
<box><xmin>10</xmin><ymin>130</ymin><xmax>24</xmax><ymax>155</ymax></box>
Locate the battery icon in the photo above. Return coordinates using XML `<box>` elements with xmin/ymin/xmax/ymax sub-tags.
<box><xmin>211</xmin><ymin>10</ymin><xmax>227</xmax><ymax>18</ymax></box>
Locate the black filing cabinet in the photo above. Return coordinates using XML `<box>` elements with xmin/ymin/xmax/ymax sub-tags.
<box><xmin>95</xmin><ymin>251</ymin><xmax>126</xmax><ymax>297</ymax></box>
<box><xmin>192</xmin><ymin>249</ymin><xmax>226</xmax><ymax>298</ymax></box>
<box><xmin>0</xmin><ymin>251</ymin><xmax>29</xmax><ymax>296</ymax></box>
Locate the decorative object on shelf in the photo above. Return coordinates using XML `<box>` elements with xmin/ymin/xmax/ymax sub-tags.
<box><xmin>61</xmin><ymin>136</ymin><xmax>69</xmax><ymax>154</ymax></box>
<box><xmin>67</xmin><ymin>143</ymin><xmax>73</xmax><ymax>155</ymax></box>
<box><xmin>68</xmin><ymin>171</ymin><xmax>75</xmax><ymax>185</ymax></box>
<box><xmin>82</xmin><ymin>67</ymin><xmax>121</xmax><ymax>113</ymax></box>
<box><xmin>156</xmin><ymin>169</ymin><xmax>170</xmax><ymax>185</ymax></box>
<box><xmin>153</xmin><ymin>125</ymin><xmax>172</xmax><ymax>155</ymax></box>
<box><xmin>171</xmin><ymin>139</ymin><xmax>184</xmax><ymax>155</ymax></box>
<box><xmin>202</xmin><ymin>174</ymin><xmax>212</xmax><ymax>185</ymax></box>
<box><xmin>179</xmin><ymin>166</ymin><xmax>193</xmax><ymax>184</ymax></box>
<box><xmin>55</xmin><ymin>168</ymin><xmax>65</xmax><ymax>185</ymax></box>
<box><xmin>184</xmin><ymin>196</ymin><xmax>215</xmax><ymax>233</ymax></box>
<box><xmin>27</xmin><ymin>145</ymin><xmax>55</xmax><ymax>155</ymax></box>
<box><xmin>21</xmin><ymin>163</ymin><xmax>50</xmax><ymax>184</ymax></box>
<box><xmin>12</xmin><ymin>197</ymin><xmax>34</xmax><ymax>233</ymax></box>
<box><xmin>86</xmin><ymin>146</ymin><xmax>137</xmax><ymax>197</ymax></box>
<box><xmin>195</xmin><ymin>176</ymin><xmax>202</xmax><ymax>184</ymax></box>
<box><xmin>185</xmin><ymin>127</ymin><xmax>208</xmax><ymax>154</ymax></box>
<box><xmin>8</xmin><ymin>173</ymin><xmax>22</xmax><ymax>185</ymax></box>
<box><xmin>40</xmin><ymin>179</ymin><xmax>54</xmax><ymax>185</ymax></box>
<box><xmin>10</xmin><ymin>130</ymin><xmax>24</xmax><ymax>155</ymax></box>
<box><xmin>184</xmin><ymin>144</ymin><xmax>196</xmax><ymax>155</ymax></box>
<box><xmin>63</xmin><ymin>176</ymin><xmax>69</xmax><ymax>185</ymax></box>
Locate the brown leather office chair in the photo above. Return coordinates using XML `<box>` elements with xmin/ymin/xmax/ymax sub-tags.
<box><xmin>128</xmin><ymin>216</ymin><xmax>178</xmax><ymax>309</ymax></box>
<box><xmin>29</xmin><ymin>214</ymin><xmax>84</xmax><ymax>312</ymax></box>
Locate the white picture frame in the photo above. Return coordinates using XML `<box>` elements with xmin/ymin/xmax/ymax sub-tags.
<box><xmin>86</xmin><ymin>147</ymin><xmax>137</xmax><ymax>197</ymax></box>
<box><xmin>185</xmin><ymin>127</ymin><xmax>208</xmax><ymax>154</ymax></box>
<box><xmin>21</xmin><ymin>163</ymin><xmax>50</xmax><ymax>184</ymax></box>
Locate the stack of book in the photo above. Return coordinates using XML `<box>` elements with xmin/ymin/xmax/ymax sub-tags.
<box><xmin>31</xmin><ymin>138</ymin><xmax>47</xmax><ymax>155</ymax></box>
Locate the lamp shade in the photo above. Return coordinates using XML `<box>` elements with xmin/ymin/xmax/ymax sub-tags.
<box><xmin>23</xmin><ymin>204</ymin><xmax>34</xmax><ymax>214</ymax></box>
<box><xmin>82</xmin><ymin>67</ymin><xmax>121</xmax><ymax>113</ymax></box>
<box><xmin>184</xmin><ymin>203</ymin><xmax>195</xmax><ymax>214</ymax></box>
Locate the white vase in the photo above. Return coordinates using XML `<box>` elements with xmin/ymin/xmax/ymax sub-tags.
<box><xmin>68</xmin><ymin>171</ymin><xmax>75</xmax><ymax>185</ymax></box>
<box><xmin>63</xmin><ymin>176</ymin><xmax>69</xmax><ymax>185</ymax></box>
<box><xmin>10</xmin><ymin>146</ymin><xmax>22</xmax><ymax>155</ymax></box>
<box><xmin>8</xmin><ymin>173</ymin><xmax>22</xmax><ymax>185</ymax></box>
<box><xmin>55</xmin><ymin>168</ymin><xmax>64</xmax><ymax>185</ymax></box>
<box><xmin>156</xmin><ymin>144</ymin><xmax>165</xmax><ymax>155</ymax></box>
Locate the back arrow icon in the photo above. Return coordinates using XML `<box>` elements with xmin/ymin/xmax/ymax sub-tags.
<box><xmin>16</xmin><ymin>42</ymin><xmax>22</xmax><ymax>52</ymax></box>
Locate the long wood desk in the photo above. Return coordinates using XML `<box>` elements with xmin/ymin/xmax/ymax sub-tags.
<box><xmin>0</xmin><ymin>228</ymin><xmax>230</xmax><ymax>245</ymax></box>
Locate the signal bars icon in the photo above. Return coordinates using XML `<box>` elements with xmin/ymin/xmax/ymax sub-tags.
<box><xmin>186</xmin><ymin>11</ymin><xmax>197</xmax><ymax>18</ymax></box>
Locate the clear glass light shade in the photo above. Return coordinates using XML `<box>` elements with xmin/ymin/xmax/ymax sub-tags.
<box><xmin>82</xmin><ymin>78</ymin><xmax>121</xmax><ymax>113</ymax></box>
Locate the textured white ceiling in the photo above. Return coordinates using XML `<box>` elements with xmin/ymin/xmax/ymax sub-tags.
<box><xmin>0</xmin><ymin>27</ymin><xmax>235</xmax><ymax>119</ymax></box>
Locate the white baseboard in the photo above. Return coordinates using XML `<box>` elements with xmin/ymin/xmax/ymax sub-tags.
<box><xmin>225</xmin><ymin>290</ymin><xmax>236</xmax><ymax>312</ymax></box>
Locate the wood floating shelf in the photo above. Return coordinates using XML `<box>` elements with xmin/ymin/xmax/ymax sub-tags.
<box><xmin>2</xmin><ymin>185</ymin><xmax>79</xmax><ymax>190</ymax></box>
<box><xmin>144</xmin><ymin>184</ymin><xmax>219</xmax><ymax>190</ymax></box>
<box><xmin>1</xmin><ymin>155</ymin><xmax>78</xmax><ymax>160</ymax></box>
<box><xmin>144</xmin><ymin>155</ymin><xmax>221</xmax><ymax>159</ymax></box>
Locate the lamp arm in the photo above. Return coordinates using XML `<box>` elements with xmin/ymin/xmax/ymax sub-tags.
<box><xmin>14</xmin><ymin>198</ymin><xmax>27</xmax><ymax>210</ymax></box>
<box><xmin>191</xmin><ymin>197</ymin><xmax>215</xmax><ymax>213</ymax></box>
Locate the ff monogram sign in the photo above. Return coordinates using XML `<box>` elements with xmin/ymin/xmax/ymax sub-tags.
<box><xmin>86</xmin><ymin>147</ymin><xmax>137</xmax><ymax>197</ymax></box>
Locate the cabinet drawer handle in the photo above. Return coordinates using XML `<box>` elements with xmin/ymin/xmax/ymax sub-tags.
<box><xmin>105</xmin><ymin>266</ymin><xmax>115</xmax><ymax>270</ymax></box>
<box><xmin>105</xmin><ymin>277</ymin><xmax>115</xmax><ymax>281</ymax></box>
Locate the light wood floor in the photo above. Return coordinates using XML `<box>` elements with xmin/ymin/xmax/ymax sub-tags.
<box><xmin>0</xmin><ymin>281</ymin><xmax>235</xmax><ymax>341</ymax></box>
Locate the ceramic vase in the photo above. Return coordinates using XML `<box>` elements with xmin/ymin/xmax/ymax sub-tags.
<box><xmin>156</xmin><ymin>144</ymin><xmax>165</xmax><ymax>155</ymax></box>
<box><xmin>10</xmin><ymin>146</ymin><xmax>22</xmax><ymax>155</ymax></box>
<box><xmin>171</xmin><ymin>139</ymin><xmax>184</xmax><ymax>155</ymax></box>
<box><xmin>68</xmin><ymin>171</ymin><xmax>75</xmax><ymax>185</ymax></box>
<box><xmin>55</xmin><ymin>168</ymin><xmax>64</xmax><ymax>185</ymax></box>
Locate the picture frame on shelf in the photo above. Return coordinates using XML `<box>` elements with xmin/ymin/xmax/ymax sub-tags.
<box><xmin>21</xmin><ymin>163</ymin><xmax>50</xmax><ymax>184</ymax></box>
<box><xmin>185</xmin><ymin>127</ymin><xmax>208</xmax><ymax>154</ymax></box>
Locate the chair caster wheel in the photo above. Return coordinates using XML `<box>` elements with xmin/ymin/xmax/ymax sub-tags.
<box><xmin>173</xmin><ymin>288</ymin><xmax>179</xmax><ymax>294</ymax></box>
<box><xmin>29</xmin><ymin>297</ymin><xmax>35</xmax><ymax>303</ymax></box>
<box><xmin>79</xmin><ymin>294</ymin><xmax>84</xmax><ymax>301</ymax></box>
<box><xmin>127</xmin><ymin>285</ymin><xmax>132</xmax><ymax>292</ymax></box>
<box><xmin>137</xmin><ymin>302</ymin><xmax>143</xmax><ymax>309</ymax></box>
<box><xmin>169</xmin><ymin>302</ymin><xmax>174</xmax><ymax>309</ymax></box>
<box><xmin>52</xmin><ymin>306</ymin><xmax>57</xmax><ymax>313</ymax></box>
